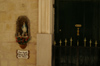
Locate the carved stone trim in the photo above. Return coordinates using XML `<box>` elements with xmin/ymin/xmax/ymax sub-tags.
<box><xmin>37</xmin><ymin>0</ymin><xmax>54</xmax><ymax>66</ymax></box>
<box><xmin>38</xmin><ymin>0</ymin><xmax>54</xmax><ymax>34</ymax></box>
<box><xmin>37</xmin><ymin>34</ymin><xmax>52</xmax><ymax>66</ymax></box>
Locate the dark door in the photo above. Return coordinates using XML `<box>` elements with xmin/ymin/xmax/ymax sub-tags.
<box><xmin>53</xmin><ymin>0</ymin><xmax>100</xmax><ymax>66</ymax></box>
<box><xmin>54</xmin><ymin>0</ymin><xmax>100</xmax><ymax>47</ymax></box>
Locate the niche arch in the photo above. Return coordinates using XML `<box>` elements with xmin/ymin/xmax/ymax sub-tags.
<box><xmin>16</xmin><ymin>16</ymin><xmax>30</xmax><ymax>37</ymax></box>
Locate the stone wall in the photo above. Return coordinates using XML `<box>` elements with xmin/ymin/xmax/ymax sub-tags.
<box><xmin>0</xmin><ymin>0</ymin><xmax>38</xmax><ymax>66</ymax></box>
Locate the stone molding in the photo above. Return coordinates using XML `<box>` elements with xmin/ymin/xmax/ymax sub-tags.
<box><xmin>37</xmin><ymin>34</ymin><xmax>52</xmax><ymax>66</ymax></box>
<box><xmin>37</xmin><ymin>0</ymin><xmax>54</xmax><ymax>66</ymax></box>
<box><xmin>38</xmin><ymin>0</ymin><xmax>54</xmax><ymax>34</ymax></box>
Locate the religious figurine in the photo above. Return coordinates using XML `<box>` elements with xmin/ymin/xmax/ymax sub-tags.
<box><xmin>22</xmin><ymin>22</ymin><xmax>27</xmax><ymax>36</ymax></box>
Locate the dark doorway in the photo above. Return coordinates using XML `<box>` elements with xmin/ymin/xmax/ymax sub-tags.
<box><xmin>53</xmin><ymin>0</ymin><xmax>100</xmax><ymax>66</ymax></box>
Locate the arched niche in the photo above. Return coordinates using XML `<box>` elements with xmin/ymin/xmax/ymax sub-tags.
<box><xmin>16</xmin><ymin>16</ymin><xmax>30</xmax><ymax>37</ymax></box>
<box><xmin>15</xmin><ymin>16</ymin><xmax>31</xmax><ymax>49</ymax></box>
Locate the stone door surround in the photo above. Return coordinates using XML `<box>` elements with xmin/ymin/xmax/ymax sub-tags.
<box><xmin>37</xmin><ymin>0</ymin><xmax>54</xmax><ymax>66</ymax></box>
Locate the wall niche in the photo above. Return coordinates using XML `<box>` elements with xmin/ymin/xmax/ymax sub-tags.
<box><xmin>15</xmin><ymin>16</ymin><xmax>31</xmax><ymax>49</ymax></box>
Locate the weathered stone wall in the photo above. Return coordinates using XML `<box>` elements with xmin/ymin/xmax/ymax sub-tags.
<box><xmin>0</xmin><ymin>0</ymin><xmax>38</xmax><ymax>66</ymax></box>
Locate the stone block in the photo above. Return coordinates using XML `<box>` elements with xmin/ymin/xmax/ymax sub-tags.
<box><xmin>9</xmin><ymin>34</ymin><xmax>16</xmax><ymax>42</ymax></box>
<box><xmin>29</xmin><ymin>9</ymin><xmax>38</xmax><ymax>17</ymax></box>
<box><xmin>5</xmin><ymin>23</ymin><xmax>11</xmax><ymax>30</ymax></box>
<box><xmin>9</xmin><ymin>61</ymin><xmax>17</xmax><ymax>66</ymax></box>
<box><xmin>0</xmin><ymin>12</ymin><xmax>7</xmax><ymax>22</ymax></box>
<box><xmin>0</xmin><ymin>3</ymin><xmax>8</xmax><ymax>11</ymax></box>
<box><xmin>27</xmin><ymin>64</ymin><xmax>36</xmax><ymax>66</ymax></box>
<box><xmin>2</xmin><ymin>33</ymin><xmax>10</xmax><ymax>42</ymax></box>
<box><xmin>3</xmin><ymin>23</ymin><xmax>16</xmax><ymax>33</ymax></box>
<box><xmin>29</xmin><ymin>37</ymin><xmax>37</xmax><ymax>42</ymax></box>
<box><xmin>0</xmin><ymin>0</ymin><xmax>5</xmax><ymax>2</ymax></box>
<box><xmin>18</xmin><ymin>59</ymin><xmax>26</xmax><ymax>64</ymax></box>
<box><xmin>16</xmin><ymin>3</ymin><xmax>27</xmax><ymax>11</ymax></box>
<box><xmin>14</xmin><ymin>12</ymin><xmax>28</xmax><ymax>20</ymax></box>
<box><xmin>6</xmin><ymin>52</ymin><xmax>17</xmax><ymax>60</ymax></box>
<box><xmin>6</xmin><ymin>13</ymin><xmax>13</xmax><ymax>22</ymax></box>
<box><xmin>30</xmin><ymin>2</ymin><xmax>38</xmax><ymax>9</ymax></box>
<box><xmin>8</xmin><ymin>2</ymin><xmax>16</xmax><ymax>11</ymax></box>
<box><xmin>26</xmin><ymin>0</ymin><xmax>37</xmax><ymax>2</ymax></box>
<box><xmin>26</xmin><ymin>53</ymin><xmax>36</xmax><ymax>64</ymax></box>
<box><xmin>11</xmin><ymin>43</ymin><xmax>20</xmax><ymax>50</ymax></box>
<box><xmin>28</xmin><ymin>43</ymin><xmax>36</xmax><ymax>52</ymax></box>
<box><xmin>0</xmin><ymin>54</ymin><xmax>3</xmax><ymax>59</ymax></box>
<box><xmin>1</xmin><ymin>60</ymin><xmax>8</xmax><ymax>66</ymax></box>
<box><xmin>0</xmin><ymin>23</ymin><xmax>4</xmax><ymax>32</ymax></box>
<box><xmin>1</xmin><ymin>43</ymin><xmax>11</xmax><ymax>50</ymax></box>
<box><xmin>18</xmin><ymin>64</ymin><xmax>27</xmax><ymax>66</ymax></box>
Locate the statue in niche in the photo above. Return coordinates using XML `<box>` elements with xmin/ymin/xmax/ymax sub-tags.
<box><xmin>16</xmin><ymin>16</ymin><xmax>31</xmax><ymax>49</ymax></box>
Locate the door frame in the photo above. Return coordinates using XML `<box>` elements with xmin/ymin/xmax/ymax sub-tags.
<box><xmin>37</xmin><ymin>0</ymin><xmax>54</xmax><ymax>66</ymax></box>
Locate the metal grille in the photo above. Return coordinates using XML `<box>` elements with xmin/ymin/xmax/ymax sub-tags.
<box><xmin>52</xmin><ymin>41</ymin><xmax>100</xmax><ymax>66</ymax></box>
<box><xmin>53</xmin><ymin>0</ymin><xmax>100</xmax><ymax>66</ymax></box>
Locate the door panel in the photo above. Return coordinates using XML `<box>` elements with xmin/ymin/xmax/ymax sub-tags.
<box><xmin>55</xmin><ymin>0</ymin><xmax>100</xmax><ymax>47</ymax></box>
<box><xmin>53</xmin><ymin>0</ymin><xmax>100</xmax><ymax>66</ymax></box>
